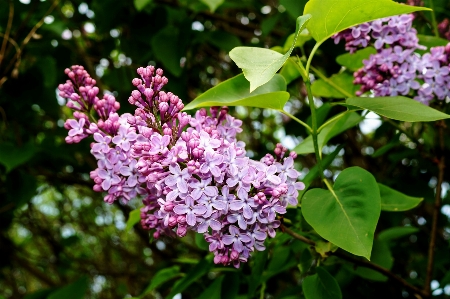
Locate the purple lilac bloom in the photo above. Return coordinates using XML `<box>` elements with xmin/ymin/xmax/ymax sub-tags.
<box><xmin>334</xmin><ymin>14</ymin><xmax>450</xmax><ymax>105</ymax></box>
<box><xmin>59</xmin><ymin>64</ymin><xmax>306</xmax><ymax>268</ymax></box>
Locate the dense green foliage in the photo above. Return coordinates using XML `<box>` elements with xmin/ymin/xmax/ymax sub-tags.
<box><xmin>2</xmin><ymin>0</ymin><xmax>450</xmax><ymax>298</ymax></box>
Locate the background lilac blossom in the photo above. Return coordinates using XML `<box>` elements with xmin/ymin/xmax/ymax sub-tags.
<box><xmin>58</xmin><ymin>65</ymin><xmax>305</xmax><ymax>268</ymax></box>
<box><xmin>333</xmin><ymin>14</ymin><xmax>450</xmax><ymax>105</ymax></box>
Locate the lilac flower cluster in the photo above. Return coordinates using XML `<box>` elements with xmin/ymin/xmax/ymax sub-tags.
<box><xmin>333</xmin><ymin>14</ymin><xmax>450</xmax><ymax>105</ymax></box>
<box><xmin>332</xmin><ymin>14</ymin><xmax>422</xmax><ymax>53</ymax></box>
<box><xmin>58</xmin><ymin>65</ymin><xmax>305</xmax><ymax>268</ymax></box>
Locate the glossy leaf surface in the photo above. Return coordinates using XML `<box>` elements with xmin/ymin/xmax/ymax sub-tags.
<box><xmin>230</xmin><ymin>15</ymin><xmax>311</xmax><ymax>91</ymax></box>
<box><xmin>302</xmin><ymin>267</ymin><xmax>342</xmax><ymax>299</ymax></box>
<box><xmin>311</xmin><ymin>72</ymin><xmax>358</xmax><ymax>98</ymax></box>
<box><xmin>183</xmin><ymin>74</ymin><xmax>288</xmax><ymax>110</ymax></box>
<box><xmin>336</xmin><ymin>47</ymin><xmax>377</xmax><ymax>71</ymax></box>
<box><xmin>304</xmin><ymin>0</ymin><xmax>430</xmax><ymax>44</ymax></box>
<box><xmin>302</xmin><ymin>167</ymin><xmax>381</xmax><ymax>259</ymax></box>
<box><xmin>346</xmin><ymin>96</ymin><xmax>450</xmax><ymax>122</ymax></box>
<box><xmin>379</xmin><ymin>183</ymin><xmax>423</xmax><ymax>211</ymax></box>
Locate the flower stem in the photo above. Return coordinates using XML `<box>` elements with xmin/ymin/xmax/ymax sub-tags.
<box><xmin>279</xmin><ymin>110</ymin><xmax>312</xmax><ymax>133</ymax></box>
<box><xmin>305</xmin><ymin>79</ymin><xmax>324</xmax><ymax>179</ymax></box>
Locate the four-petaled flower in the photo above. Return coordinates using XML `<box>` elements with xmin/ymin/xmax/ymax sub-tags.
<box><xmin>222</xmin><ymin>225</ymin><xmax>252</xmax><ymax>252</ymax></box>
<box><xmin>173</xmin><ymin>196</ymin><xmax>207</xmax><ymax>226</ymax></box>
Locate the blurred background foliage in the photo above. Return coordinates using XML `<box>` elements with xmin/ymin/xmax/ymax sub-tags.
<box><xmin>1</xmin><ymin>0</ymin><xmax>450</xmax><ymax>298</ymax></box>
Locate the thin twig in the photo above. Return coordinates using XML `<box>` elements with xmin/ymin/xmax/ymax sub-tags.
<box><xmin>424</xmin><ymin>121</ymin><xmax>446</xmax><ymax>296</ymax></box>
<box><xmin>281</xmin><ymin>224</ymin><xmax>427</xmax><ymax>298</ymax></box>
<box><xmin>0</xmin><ymin>0</ymin><xmax>14</xmax><ymax>68</ymax></box>
<box><xmin>2</xmin><ymin>0</ymin><xmax>59</xmax><ymax>77</ymax></box>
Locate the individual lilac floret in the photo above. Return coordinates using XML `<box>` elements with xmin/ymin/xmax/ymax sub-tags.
<box><xmin>58</xmin><ymin>64</ymin><xmax>306</xmax><ymax>268</ymax></box>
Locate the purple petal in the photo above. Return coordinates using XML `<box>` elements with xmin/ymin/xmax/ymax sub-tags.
<box><xmin>212</xmin><ymin>200</ymin><xmax>227</xmax><ymax>211</ymax></box>
<box><xmin>186</xmin><ymin>212</ymin><xmax>196</xmax><ymax>226</ymax></box>
<box><xmin>233</xmin><ymin>239</ymin><xmax>243</xmax><ymax>252</ymax></box>
<box><xmin>229</xmin><ymin>200</ymin><xmax>244</xmax><ymax>211</ymax></box>
<box><xmin>173</xmin><ymin>205</ymin><xmax>189</xmax><ymax>215</ymax></box>
<box><xmin>222</xmin><ymin>235</ymin><xmax>235</xmax><ymax>245</ymax></box>
<box><xmin>204</xmin><ymin>186</ymin><xmax>218</xmax><ymax>197</ymax></box>
<box><xmin>243</xmin><ymin>205</ymin><xmax>254</xmax><ymax>219</ymax></box>
<box><xmin>239</xmin><ymin>234</ymin><xmax>252</xmax><ymax>243</ymax></box>
<box><xmin>210</xmin><ymin>219</ymin><xmax>222</xmax><ymax>231</ymax></box>
<box><xmin>193</xmin><ymin>205</ymin><xmax>207</xmax><ymax>215</ymax></box>
<box><xmin>197</xmin><ymin>221</ymin><xmax>208</xmax><ymax>233</ymax></box>
<box><xmin>178</xmin><ymin>180</ymin><xmax>188</xmax><ymax>194</ymax></box>
<box><xmin>253</xmin><ymin>230</ymin><xmax>267</xmax><ymax>241</ymax></box>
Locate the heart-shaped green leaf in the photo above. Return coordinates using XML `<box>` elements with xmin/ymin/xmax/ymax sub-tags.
<box><xmin>298</xmin><ymin>144</ymin><xmax>345</xmax><ymax>201</ymax></box>
<box><xmin>379</xmin><ymin>183</ymin><xmax>423</xmax><ymax>211</ymax></box>
<box><xmin>346</xmin><ymin>96</ymin><xmax>450</xmax><ymax>122</ymax></box>
<box><xmin>302</xmin><ymin>167</ymin><xmax>381</xmax><ymax>259</ymax></box>
<box><xmin>304</xmin><ymin>0</ymin><xmax>430</xmax><ymax>44</ymax></box>
<box><xmin>302</xmin><ymin>267</ymin><xmax>342</xmax><ymax>299</ymax></box>
<box><xmin>230</xmin><ymin>14</ymin><xmax>311</xmax><ymax>91</ymax></box>
<box><xmin>183</xmin><ymin>74</ymin><xmax>288</xmax><ymax>110</ymax></box>
<box><xmin>294</xmin><ymin>112</ymin><xmax>362</xmax><ymax>154</ymax></box>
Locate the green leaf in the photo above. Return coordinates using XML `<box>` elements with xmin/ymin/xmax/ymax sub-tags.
<box><xmin>379</xmin><ymin>183</ymin><xmax>423</xmax><ymax>211</ymax></box>
<box><xmin>262</xmin><ymin>247</ymin><xmax>297</xmax><ymax>282</ymax></box>
<box><xmin>304</xmin><ymin>0</ymin><xmax>430</xmax><ymax>44</ymax></box>
<box><xmin>126</xmin><ymin>209</ymin><xmax>141</xmax><ymax>231</ymax></box>
<box><xmin>197</xmin><ymin>276</ymin><xmax>224</xmax><ymax>299</ymax></box>
<box><xmin>418</xmin><ymin>34</ymin><xmax>449</xmax><ymax>49</ymax></box>
<box><xmin>139</xmin><ymin>266</ymin><xmax>181</xmax><ymax>297</ymax></box>
<box><xmin>183</xmin><ymin>74</ymin><xmax>288</xmax><ymax>110</ymax></box>
<box><xmin>283</xmin><ymin>30</ymin><xmax>312</xmax><ymax>52</ymax></box>
<box><xmin>151</xmin><ymin>26</ymin><xmax>182</xmax><ymax>77</ymax></box>
<box><xmin>336</xmin><ymin>47</ymin><xmax>377</xmax><ymax>71</ymax></box>
<box><xmin>248</xmin><ymin>251</ymin><xmax>268</xmax><ymax>297</ymax></box>
<box><xmin>280</xmin><ymin>0</ymin><xmax>308</xmax><ymax>19</ymax></box>
<box><xmin>346</xmin><ymin>96</ymin><xmax>450</xmax><ymax>122</ymax></box>
<box><xmin>302</xmin><ymin>267</ymin><xmax>342</xmax><ymax>299</ymax></box>
<box><xmin>261</xmin><ymin>14</ymin><xmax>281</xmax><ymax>36</ymax></box>
<box><xmin>315</xmin><ymin>240</ymin><xmax>338</xmax><ymax>258</ymax></box>
<box><xmin>311</xmin><ymin>72</ymin><xmax>358</xmax><ymax>99</ymax></box>
<box><xmin>134</xmin><ymin>0</ymin><xmax>152</xmax><ymax>11</ymax></box>
<box><xmin>298</xmin><ymin>144</ymin><xmax>345</xmax><ymax>200</ymax></box>
<box><xmin>378</xmin><ymin>226</ymin><xmax>420</xmax><ymax>242</ymax></box>
<box><xmin>195</xmin><ymin>233</ymin><xmax>209</xmax><ymax>251</ymax></box>
<box><xmin>230</xmin><ymin>14</ymin><xmax>311</xmax><ymax>91</ymax></box>
<box><xmin>207</xmin><ymin>31</ymin><xmax>242</xmax><ymax>52</ymax></box>
<box><xmin>200</xmin><ymin>0</ymin><xmax>224</xmax><ymax>12</ymax></box>
<box><xmin>166</xmin><ymin>258</ymin><xmax>212</xmax><ymax>299</ymax></box>
<box><xmin>298</xmin><ymin>248</ymin><xmax>313</xmax><ymax>274</ymax></box>
<box><xmin>0</xmin><ymin>142</ymin><xmax>35</xmax><ymax>173</ymax></box>
<box><xmin>347</xmin><ymin>240</ymin><xmax>393</xmax><ymax>281</ymax></box>
<box><xmin>302</xmin><ymin>167</ymin><xmax>381</xmax><ymax>259</ymax></box>
<box><xmin>280</xmin><ymin>57</ymin><xmax>303</xmax><ymax>85</ymax></box>
<box><xmin>294</xmin><ymin>112</ymin><xmax>362</xmax><ymax>155</ymax></box>
<box><xmin>47</xmin><ymin>276</ymin><xmax>89</xmax><ymax>299</ymax></box>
